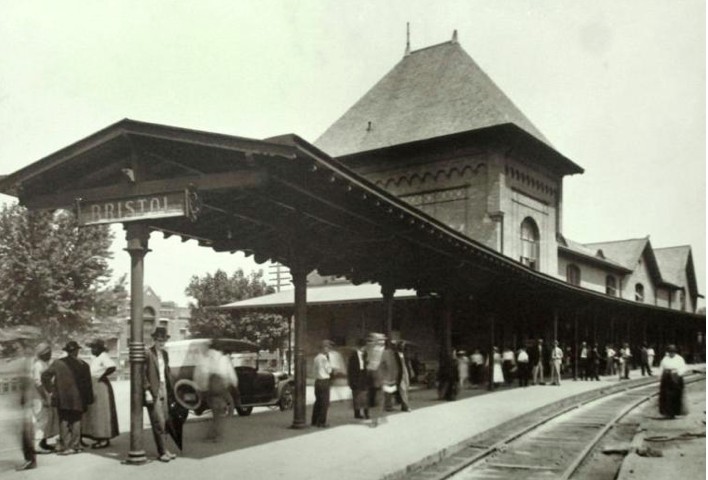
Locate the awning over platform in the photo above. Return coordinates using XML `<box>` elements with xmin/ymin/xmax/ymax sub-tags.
<box><xmin>218</xmin><ymin>283</ymin><xmax>417</xmax><ymax>311</ymax></box>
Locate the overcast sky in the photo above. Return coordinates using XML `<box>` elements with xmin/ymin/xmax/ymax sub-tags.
<box><xmin>0</xmin><ymin>0</ymin><xmax>704</xmax><ymax>306</ymax></box>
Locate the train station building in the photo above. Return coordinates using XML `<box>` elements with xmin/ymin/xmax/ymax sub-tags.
<box><xmin>0</xmin><ymin>31</ymin><xmax>703</xmax><ymax>460</ymax></box>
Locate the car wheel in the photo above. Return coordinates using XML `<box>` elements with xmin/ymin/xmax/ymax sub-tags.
<box><xmin>236</xmin><ymin>406</ymin><xmax>253</xmax><ymax>416</ymax></box>
<box><xmin>279</xmin><ymin>385</ymin><xmax>294</xmax><ymax>411</ymax></box>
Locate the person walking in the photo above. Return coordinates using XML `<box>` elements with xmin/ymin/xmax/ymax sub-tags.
<box><xmin>41</xmin><ymin>341</ymin><xmax>93</xmax><ymax>455</ymax></box>
<box><xmin>529</xmin><ymin>339</ymin><xmax>547</xmax><ymax>385</ymax></box>
<box><xmin>30</xmin><ymin>342</ymin><xmax>59</xmax><ymax>454</ymax></box>
<box><xmin>195</xmin><ymin>340</ymin><xmax>238</xmax><ymax>441</ymax></box>
<box><xmin>311</xmin><ymin>340</ymin><xmax>334</xmax><ymax>428</ymax></box>
<box><xmin>144</xmin><ymin>327</ymin><xmax>177</xmax><ymax>462</ymax></box>
<box><xmin>516</xmin><ymin>346</ymin><xmax>530</xmax><ymax>387</ymax></box>
<box><xmin>381</xmin><ymin>340</ymin><xmax>401</xmax><ymax>412</ymax></box>
<box><xmin>605</xmin><ymin>344</ymin><xmax>616</xmax><ymax>376</ymax></box>
<box><xmin>365</xmin><ymin>332</ymin><xmax>387</xmax><ymax>427</ymax></box>
<box><xmin>394</xmin><ymin>341</ymin><xmax>412</xmax><ymax>412</ymax></box>
<box><xmin>347</xmin><ymin>339</ymin><xmax>369</xmax><ymax>419</ymax></box>
<box><xmin>550</xmin><ymin>341</ymin><xmax>563</xmax><ymax>386</ymax></box>
<box><xmin>82</xmin><ymin>339</ymin><xmax>119</xmax><ymax>449</ymax></box>
<box><xmin>646</xmin><ymin>344</ymin><xmax>656</xmax><ymax>372</ymax></box>
<box><xmin>658</xmin><ymin>344</ymin><xmax>687</xmax><ymax>419</ymax></box>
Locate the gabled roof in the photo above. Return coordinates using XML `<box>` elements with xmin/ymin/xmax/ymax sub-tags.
<box><xmin>315</xmin><ymin>39</ymin><xmax>555</xmax><ymax>158</ymax></box>
<box><xmin>557</xmin><ymin>234</ymin><xmax>631</xmax><ymax>273</ymax></box>
<box><xmin>654</xmin><ymin>246</ymin><xmax>700</xmax><ymax>298</ymax></box>
<box><xmin>583</xmin><ymin>238</ymin><xmax>650</xmax><ymax>271</ymax></box>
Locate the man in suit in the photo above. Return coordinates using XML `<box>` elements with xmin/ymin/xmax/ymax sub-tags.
<box><xmin>529</xmin><ymin>338</ymin><xmax>547</xmax><ymax>385</ymax></box>
<box><xmin>42</xmin><ymin>341</ymin><xmax>93</xmax><ymax>455</ymax></box>
<box><xmin>347</xmin><ymin>339</ymin><xmax>369</xmax><ymax>419</ymax></box>
<box><xmin>144</xmin><ymin>327</ymin><xmax>176</xmax><ymax>462</ymax></box>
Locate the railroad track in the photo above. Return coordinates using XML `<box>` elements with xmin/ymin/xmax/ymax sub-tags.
<box><xmin>407</xmin><ymin>372</ymin><xmax>706</xmax><ymax>480</ymax></box>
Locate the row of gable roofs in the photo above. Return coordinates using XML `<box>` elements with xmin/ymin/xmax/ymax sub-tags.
<box><xmin>558</xmin><ymin>235</ymin><xmax>701</xmax><ymax>299</ymax></box>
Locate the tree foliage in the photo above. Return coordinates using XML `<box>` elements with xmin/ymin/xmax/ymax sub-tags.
<box><xmin>0</xmin><ymin>203</ymin><xmax>114</xmax><ymax>341</ymax></box>
<box><xmin>186</xmin><ymin>269</ymin><xmax>288</xmax><ymax>350</ymax></box>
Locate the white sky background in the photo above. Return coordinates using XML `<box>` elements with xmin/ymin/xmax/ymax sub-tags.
<box><xmin>0</xmin><ymin>0</ymin><xmax>704</xmax><ymax>307</ymax></box>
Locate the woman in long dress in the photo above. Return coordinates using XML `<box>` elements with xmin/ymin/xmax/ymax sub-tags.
<box><xmin>82</xmin><ymin>339</ymin><xmax>119</xmax><ymax>448</ymax></box>
<box><xmin>658</xmin><ymin>344</ymin><xmax>687</xmax><ymax>418</ymax></box>
<box><xmin>491</xmin><ymin>347</ymin><xmax>504</xmax><ymax>388</ymax></box>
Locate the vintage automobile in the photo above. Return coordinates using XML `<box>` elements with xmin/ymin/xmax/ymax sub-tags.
<box><xmin>165</xmin><ymin>338</ymin><xmax>294</xmax><ymax>416</ymax></box>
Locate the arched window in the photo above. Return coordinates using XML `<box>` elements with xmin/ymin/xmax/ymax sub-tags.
<box><xmin>520</xmin><ymin>217</ymin><xmax>540</xmax><ymax>270</ymax></box>
<box><xmin>606</xmin><ymin>275</ymin><xmax>617</xmax><ymax>296</ymax></box>
<box><xmin>635</xmin><ymin>283</ymin><xmax>644</xmax><ymax>303</ymax></box>
<box><xmin>566</xmin><ymin>264</ymin><xmax>581</xmax><ymax>286</ymax></box>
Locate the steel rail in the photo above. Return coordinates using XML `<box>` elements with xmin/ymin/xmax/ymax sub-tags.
<box><xmin>427</xmin><ymin>373</ymin><xmax>705</xmax><ymax>480</ymax></box>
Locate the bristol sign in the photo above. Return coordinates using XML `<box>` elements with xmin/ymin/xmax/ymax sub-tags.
<box><xmin>76</xmin><ymin>189</ymin><xmax>199</xmax><ymax>226</ymax></box>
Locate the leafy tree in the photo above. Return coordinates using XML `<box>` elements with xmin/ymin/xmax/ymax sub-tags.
<box><xmin>186</xmin><ymin>269</ymin><xmax>288</xmax><ymax>350</ymax></box>
<box><xmin>0</xmin><ymin>203</ymin><xmax>113</xmax><ymax>341</ymax></box>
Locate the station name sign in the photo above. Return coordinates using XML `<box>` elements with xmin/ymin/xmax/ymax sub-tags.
<box><xmin>77</xmin><ymin>191</ymin><xmax>194</xmax><ymax>226</ymax></box>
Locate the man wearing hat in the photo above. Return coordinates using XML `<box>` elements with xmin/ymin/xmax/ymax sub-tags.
<box><xmin>311</xmin><ymin>339</ymin><xmax>334</xmax><ymax>428</ymax></box>
<box><xmin>30</xmin><ymin>342</ymin><xmax>59</xmax><ymax>454</ymax></box>
<box><xmin>144</xmin><ymin>327</ymin><xmax>176</xmax><ymax>462</ymax></box>
<box><xmin>41</xmin><ymin>341</ymin><xmax>93</xmax><ymax>455</ymax></box>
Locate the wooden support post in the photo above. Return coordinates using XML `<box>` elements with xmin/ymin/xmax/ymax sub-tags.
<box><xmin>488</xmin><ymin>314</ymin><xmax>495</xmax><ymax>391</ymax></box>
<box><xmin>287</xmin><ymin>313</ymin><xmax>293</xmax><ymax>376</ymax></box>
<box><xmin>290</xmin><ymin>264</ymin><xmax>310</xmax><ymax>429</ymax></box>
<box><xmin>124</xmin><ymin>223</ymin><xmax>150</xmax><ymax>465</ymax></box>
<box><xmin>381</xmin><ymin>284</ymin><xmax>395</xmax><ymax>338</ymax></box>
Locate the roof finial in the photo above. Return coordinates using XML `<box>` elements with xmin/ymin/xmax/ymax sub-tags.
<box><xmin>451</xmin><ymin>29</ymin><xmax>458</xmax><ymax>44</ymax></box>
<box><xmin>405</xmin><ymin>22</ymin><xmax>411</xmax><ymax>56</ymax></box>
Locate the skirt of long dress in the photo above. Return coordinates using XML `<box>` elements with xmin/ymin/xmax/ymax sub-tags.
<box><xmin>658</xmin><ymin>371</ymin><xmax>684</xmax><ymax>417</ymax></box>
<box><xmin>492</xmin><ymin>363</ymin><xmax>504</xmax><ymax>384</ymax></box>
<box><xmin>82</xmin><ymin>378</ymin><xmax>119</xmax><ymax>440</ymax></box>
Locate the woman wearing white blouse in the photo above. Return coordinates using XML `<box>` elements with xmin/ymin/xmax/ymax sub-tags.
<box><xmin>658</xmin><ymin>344</ymin><xmax>687</xmax><ymax>419</ymax></box>
<box><xmin>82</xmin><ymin>339</ymin><xmax>119</xmax><ymax>448</ymax></box>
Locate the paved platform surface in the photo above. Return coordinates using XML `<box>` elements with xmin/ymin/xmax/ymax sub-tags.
<box><xmin>0</xmin><ymin>367</ymin><xmax>702</xmax><ymax>480</ymax></box>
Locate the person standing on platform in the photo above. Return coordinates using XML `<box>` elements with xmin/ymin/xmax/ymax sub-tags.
<box><xmin>394</xmin><ymin>341</ymin><xmax>412</xmax><ymax>412</ymax></box>
<box><xmin>144</xmin><ymin>327</ymin><xmax>176</xmax><ymax>462</ymax></box>
<box><xmin>438</xmin><ymin>349</ymin><xmax>459</xmax><ymax>400</ymax></box>
<box><xmin>347</xmin><ymin>339</ymin><xmax>369</xmax><ymax>419</ymax></box>
<box><xmin>516</xmin><ymin>346</ymin><xmax>530</xmax><ymax>387</ymax></box>
<box><xmin>605</xmin><ymin>344</ymin><xmax>616</xmax><ymax>376</ymax></box>
<box><xmin>529</xmin><ymin>339</ymin><xmax>547</xmax><ymax>385</ymax></box>
<box><xmin>550</xmin><ymin>341</ymin><xmax>563</xmax><ymax>386</ymax></box>
<box><xmin>16</xmin><ymin>343</ymin><xmax>37</xmax><ymax>471</ymax></box>
<box><xmin>469</xmin><ymin>349</ymin><xmax>484</xmax><ymax>387</ymax></box>
<box><xmin>490</xmin><ymin>347</ymin><xmax>504</xmax><ymax>389</ymax></box>
<box><xmin>381</xmin><ymin>340</ymin><xmax>401</xmax><ymax>412</ymax></box>
<box><xmin>578</xmin><ymin>342</ymin><xmax>589</xmax><ymax>380</ymax></box>
<box><xmin>646</xmin><ymin>345</ymin><xmax>656</xmax><ymax>372</ymax></box>
<box><xmin>658</xmin><ymin>344</ymin><xmax>687</xmax><ymax>419</ymax></box>
<box><xmin>42</xmin><ymin>341</ymin><xmax>93</xmax><ymax>455</ymax></box>
<box><xmin>619</xmin><ymin>343</ymin><xmax>632</xmax><ymax>380</ymax></box>
<box><xmin>501</xmin><ymin>347</ymin><xmax>515</xmax><ymax>385</ymax></box>
<box><xmin>311</xmin><ymin>340</ymin><xmax>334</xmax><ymax>428</ymax></box>
<box><xmin>82</xmin><ymin>339</ymin><xmax>119</xmax><ymax>449</ymax></box>
<box><xmin>589</xmin><ymin>343</ymin><xmax>601</xmax><ymax>381</ymax></box>
<box><xmin>365</xmin><ymin>332</ymin><xmax>387</xmax><ymax>426</ymax></box>
<box><xmin>640</xmin><ymin>343</ymin><xmax>653</xmax><ymax>376</ymax></box>
<box><xmin>31</xmin><ymin>343</ymin><xmax>59</xmax><ymax>454</ymax></box>
<box><xmin>456</xmin><ymin>350</ymin><xmax>470</xmax><ymax>390</ymax></box>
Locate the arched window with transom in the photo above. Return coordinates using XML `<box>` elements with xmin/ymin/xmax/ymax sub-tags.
<box><xmin>520</xmin><ymin>217</ymin><xmax>540</xmax><ymax>270</ymax></box>
<box><xmin>566</xmin><ymin>264</ymin><xmax>581</xmax><ymax>286</ymax></box>
<box><xmin>635</xmin><ymin>283</ymin><xmax>644</xmax><ymax>303</ymax></box>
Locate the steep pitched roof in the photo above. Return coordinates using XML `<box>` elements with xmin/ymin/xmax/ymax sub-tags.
<box><xmin>583</xmin><ymin>238</ymin><xmax>650</xmax><ymax>271</ymax></box>
<box><xmin>315</xmin><ymin>39</ymin><xmax>551</xmax><ymax>158</ymax></box>
<box><xmin>654</xmin><ymin>246</ymin><xmax>691</xmax><ymax>286</ymax></box>
<box><xmin>557</xmin><ymin>234</ymin><xmax>630</xmax><ymax>273</ymax></box>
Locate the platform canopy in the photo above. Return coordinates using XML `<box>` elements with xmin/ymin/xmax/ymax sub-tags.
<box><xmin>0</xmin><ymin>119</ymin><xmax>701</xmax><ymax>322</ymax></box>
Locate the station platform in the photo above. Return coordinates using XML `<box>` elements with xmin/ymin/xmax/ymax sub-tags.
<box><xmin>4</xmin><ymin>366</ymin><xmax>704</xmax><ymax>480</ymax></box>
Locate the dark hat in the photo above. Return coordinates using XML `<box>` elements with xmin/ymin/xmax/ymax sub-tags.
<box><xmin>62</xmin><ymin>341</ymin><xmax>80</xmax><ymax>352</ymax></box>
<box><xmin>151</xmin><ymin>327</ymin><xmax>170</xmax><ymax>340</ymax></box>
<box><xmin>86</xmin><ymin>338</ymin><xmax>106</xmax><ymax>349</ymax></box>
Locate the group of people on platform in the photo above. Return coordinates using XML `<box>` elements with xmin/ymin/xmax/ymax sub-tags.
<box><xmin>16</xmin><ymin>326</ymin><xmax>180</xmax><ymax>471</ymax></box>
<box><xmin>312</xmin><ymin>333</ymin><xmax>414</xmax><ymax>429</ymax></box>
<box><xmin>442</xmin><ymin>339</ymin><xmax>688</xmax><ymax>395</ymax></box>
